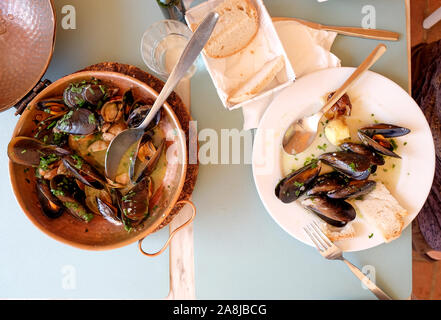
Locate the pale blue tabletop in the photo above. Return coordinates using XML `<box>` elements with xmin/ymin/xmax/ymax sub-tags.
<box><xmin>0</xmin><ymin>0</ymin><xmax>412</xmax><ymax>299</ymax></box>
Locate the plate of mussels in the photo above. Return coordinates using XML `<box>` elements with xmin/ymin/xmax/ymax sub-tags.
<box><xmin>252</xmin><ymin>67</ymin><xmax>435</xmax><ymax>251</ymax></box>
<box><xmin>7</xmin><ymin>71</ymin><xmax>189</xmax><ymax>250</ymax></box>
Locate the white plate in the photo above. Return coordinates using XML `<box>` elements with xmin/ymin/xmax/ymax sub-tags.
<box><xmin>252</xmin><ymin>67</ymin><xmax>435</xmax><ymax>252</ymax></box>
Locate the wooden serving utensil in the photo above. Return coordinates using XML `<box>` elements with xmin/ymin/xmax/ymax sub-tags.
<box><xmin>272</xmin><ymin>17</ymin><xmax>399</xmax><ymax>41</ymax></box>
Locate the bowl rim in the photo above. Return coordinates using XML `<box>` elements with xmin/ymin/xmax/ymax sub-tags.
<box><xmin>9</xmin><ymin>70</ymin><xmax>188</xmax><ymax>250</ymax></box>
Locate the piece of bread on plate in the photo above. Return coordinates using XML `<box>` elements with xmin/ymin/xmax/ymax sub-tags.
<box><xmin>320</xmin><ymin>221</ymin><xmax>356</xmax><ymax>242</ymax></box>
<box><xmin>351</xmin><ymin>181</ymin><xmax>408</xmax><ymax>242</ymax></box>
<box><xmin>227</xmin><ymin>55</ymin><xmax>285</xmax><ymax>104</ymax></box>
<box><xmin>193</xmin><ymin>0</ymin><xmax>259</xmax><ymax>58</ymax></box>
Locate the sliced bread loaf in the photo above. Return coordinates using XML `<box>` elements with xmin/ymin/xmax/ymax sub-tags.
<box><xmin>227</xmin><ymin>55</ymin><xmax>285</xmax><ymax>104</ymax></box>
<box><xmin>205</xmin><ymin>0</ymin><xmax>259</xmax><ymax>58</ymax></box>
<box><xmin>351</xmin><ymin>181</ymin><xmax>408</xmax><ymax>242</ymax></box>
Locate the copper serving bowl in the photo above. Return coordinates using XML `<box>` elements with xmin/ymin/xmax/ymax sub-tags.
<box><xmin>9</xmin><ymin>71</ymin><xmax>194</xmax><ymax>254</ymax></box>
<box><xmin>0</xmin><ymin>0</ymin><xmax>56</xmax><ymax>112</ymax></box>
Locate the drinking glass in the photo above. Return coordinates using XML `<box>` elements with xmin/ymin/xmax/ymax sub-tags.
<box><xmin>141</xmin><ymin>19</ymin><xmax>197</xmax><ymax>79</ymax></box>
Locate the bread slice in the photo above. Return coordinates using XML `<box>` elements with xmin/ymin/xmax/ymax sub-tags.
<box><xmin>351</xmin><ymin>181</ymin><xmax>408</xmax><ymax>242</ymax></box>
<box><xmin>204</xmin><ymin>0</ymin><xmax>259</xmax><ymax>58</ymax></box>
<box><xmin>320</xmin><ymin>222</ymin><xmax>356</xmax><ymax>242</ymax></box>
<box><xmin>227</xmin><ymin>55</ymin><xmax>285</xmax><ymax>104</ymax></box>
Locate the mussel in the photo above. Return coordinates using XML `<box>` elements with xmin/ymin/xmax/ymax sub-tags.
<box><xmin>318</xmin><ymin>151</ymin><xmax>372</xmax><ymax>180</ymax></box>
<box><xmin>62</xmin><ymin>155</ymin><xmax>106</xmax><ymax>190</ymax></box>
<box><xmin>327</xmin><ymin>180</ymin><xmax>376</xmax><ymax>199</ymax></box>
<box><xmin>131</xmin><ymin>136</ymin><xmax>165</xmax><ymax>184</ymax></box>
<box><xmin>36</xmin><ymin>99</ymin><xmax>69</xmax><ymax>117</ymax></box>
<box><xmin>275</xmin><ymin>162</ymin><xmax>321</xmax><ymax>203</ymax></box>
<box><xmin>301</xmin><ymin>196</ymin><xmax>356</xmax><ymax>227</ymax></box>
<box><xmin>8</xmin><ymin>137</ymin><xmax>71</xmax><ymax>167</ymax></box>
<box><xmin>56</xmin><ymin>109</ymin><xmax>98</xmax><ymax>136</ymax></box>
<box><xmin>358</xmin><ymin>131</ymin><xmax>401</xmax><ymax>158</ymax></box>
<box><xmin>340</xmin><ymin>142</ymin><xmax>385</xmax><ymax>166</ymax></box>
<box><xmin>127</xmin><ymin>105</ymin><xmax>161</xmax><ymax>130</ymax></box>
<box><xmin>359</xmin><ymin>123</ymin><xmax>410</xmax><ymax>138</ymax></box>
<box><xmin>96</xmin><ymin>197</ymin><xmax>122</xmax><ymax>226</ymax></box>
<box><xmin>120</xmin><ymin>177</ymin><xmax>152</xmax><ymax>223</ymax></box>
<box><xmin>305</xmin><ymin>172</ymin><xmax>349</xmax><ymax>196</ymax></box>
<box><xmin>63</xmin><ymin>81</ymin><xmax>118</xmax><ymax>108</ymax></box>
<box><xmin>50</xmin><ymin>175</ymin><xmax>94</xmax><ymax>222</ymax></box>
<box><xmin>36</xmin><ymin>179</ymin><xmax>64</xmax><ymax>219</ymax></box>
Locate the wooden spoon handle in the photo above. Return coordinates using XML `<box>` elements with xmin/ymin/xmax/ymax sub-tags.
<box><xmin>320</xmin><ymin>44</ymin><xmax>387</xmax><ymax>117</ymax></box>
<box><xmin>322</xmin><ymin>26</ymin><xmax>399</xmax><ymax>41</ymax></box>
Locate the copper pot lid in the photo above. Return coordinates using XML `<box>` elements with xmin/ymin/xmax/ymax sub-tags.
<box><xmin>0</xmin><ymin>0</ymin><xmax>55</xmax><ymax>112</ymax></box>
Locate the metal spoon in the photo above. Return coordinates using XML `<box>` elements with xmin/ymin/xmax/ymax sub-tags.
<box><xmin>282</xmin><ymin>43</ymin><xmax>387</xmax><ymax>155</ymax></box>
<box><xmin>105</xmin><ymin>12</ymin><xmax>219</xmax><ymax>180</ymax></box>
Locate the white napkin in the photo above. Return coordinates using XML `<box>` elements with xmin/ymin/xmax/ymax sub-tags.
<box><xmin>242</xmin><ymin>20</ymin><xmax>341</xmax><ymax>130</ymax></box>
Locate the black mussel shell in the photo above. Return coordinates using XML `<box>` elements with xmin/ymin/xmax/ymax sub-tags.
<box><xmin>36</xmin><ymin>99</ymin><xmax>69</xmax><ymax>117</ymax></box>
<box><xmin>327</xmin><ymin>180</ymin><xmax>376</xmax><ymax>200</ymax></box>
<box><xmin>56</xmin><ymin>109</ymin><xmax>98</xmax><ymax>136</ymax></box>
<box><xmin>306</xmin><ymin>172</ymin><xmax>349</xmax><ymax>196</ymax></box>
<box><xmin>339</xmin><ymin>142</ymin><xmax>385</xmax><ymax>166</ymax></box>
<box><xmin>96</xmin><ymin>197</ymin><xmax>122</xmax><ymax>226</ymax></box>
<box><xmin>50</xmin><ymin>175</ymin><xmax>93</xmax><ymax>222</ymax></box>
<box><xmin>359</xmin><ymin>123</ymin><xmax>410</xmax><ymax>138</ymax></box>
<box><xmin>63</xmin><ymin>81</ymin><xmax>118</xmax><ymax>108</ymax></box>
<box><xmin>318</xmin><ymin>151</ymin><xmax>372</xmax><ymax>180</ymax></box>
<box><xmin>8</xmin><ymin>136</ymin><xmax>71</xmax><ymax>166</ymax></box>
<box><xmin>36</xmin><ymin>179</ymin><xmax>64</xmax><ymax>219</ymax></box>
<box><xmin>120</xmin><ymin>177</ymin><xmax>151</xmax><ymax>222</ymax></box>
<box><xmin>122</xmin><ymin>89</ymin><xmax>135</xmax><ymax>121</ymax></box>
<box><xmin>127</xmin><ymin>105</ymin><xmax>161</xmax><ymax>130</ymax></box>
<box><xmin>275</xmin><ymin>162</ymin><xmax>321</xmax><ymax>203</ymax></box>
<box><xmin>301</xmin><ymin>196</ymin><xmax>356</xmax><ymax>227</ymax></box>
<box><xmin>358</xmin><ymin>131</ymin><xmax>401</xmax><ymax>158</ymax></box>
<box><xmin>62</xmin><ymin>156</ymin><xmax>106</xmax><ymax>190</ymax></box>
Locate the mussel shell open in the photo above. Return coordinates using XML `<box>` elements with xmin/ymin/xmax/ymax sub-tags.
<box><xmin>275</xmin><ymin>162</ymin><xmax>321</xmax><ymax>203</ymax></box>
<box><xmin>96</xmin><ymin>197</ymin><xmax>122</xmax><ymax>226</ymax></box>
<box><xmin>127</xmin><ymin>105</ymin><xmax>161</xmax><ymax>130</ymax></box>
<box><xmin>62</xmin><ymin>156</ymin><xmax>106</xmax><ymax>190</ymax></box>
<box><xmin>50</xmin><ymin>175</ymin><xmax>93</xmax><ymax>222</ymax></box>
<box><xmin>327</xmin><ymin>180</ymin><xmax>376</xmax><ymax>200</ymax></box>
<box><xmin>301</xmin><ymin>196</ymin><xmax>356</xmax><ymax>227</ymax></box>
<box><xmin>318</xmin><ymin>151</ymin><xmax>372</xmax><ymax>180</ymax></box>
<box><xmin>359</xmin><ymin>123</ymin><xmax>410</xmax><ymax>138</ymax></box>
<box><xmin>36</xmin><ymin>179</ymin><xmax>64</xmax><ymax>219</ymax></box>
<box><xmin>358</xmin><ymin>131</ymin><xmax>401</xmax><ymax>158</ymax></box>
<box><xmin>8</xmin><ymin>137</ymin><xmax>71</xmax><ymax>166</ymax></box>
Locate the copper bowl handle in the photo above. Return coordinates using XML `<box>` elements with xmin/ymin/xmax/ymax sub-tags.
<box><xmin>138</xmin><ymin>200</ymin><xmax>196</xmax><ymax>257</ymax></box>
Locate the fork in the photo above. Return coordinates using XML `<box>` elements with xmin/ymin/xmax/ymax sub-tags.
<box><xmin>304</xmin><ymin>221</ymin><xmax>393</xmax><ymax>300</ymax></box>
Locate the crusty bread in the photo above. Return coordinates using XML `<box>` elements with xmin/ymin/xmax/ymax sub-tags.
<box><xmin>204</xmin><ymin>0</ymin><xmax>259</xmax><ymax>58</ymax></box>
<box><xmin>351</xmin><ymin>181</ymin><xmax>408</xmax><ymax>243</ymax></box>
<box><xmin>320</xmin><ymin>222</ymin><xmax>356</xmax><ymax>242</ymax></box>
<box><xmin>227</xmin><ymin>55</ymin><xmax>285</xmax><ymax>104</ymax></box>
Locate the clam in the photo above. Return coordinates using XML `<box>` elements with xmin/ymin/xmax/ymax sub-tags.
<box><xmin>318</xmin><ymin>151</ymin><xmax>372</xmax><ymax>180</ymax></box>
<box><xmin>56</xmin><ymin>109</ymin><xmax>98</xmax><ymax>136</ymax></box>
<box><xmin>358</xmin><ymin>131</ymin><xmax>401</xmax><ymax>158</ymax></box>
<box><xmin>8</xmin><ymin>136</ymin><xmax>71</xmax><ymax>167</ymax></box>
<box><xmin>301</xmin><ymin>196</ymin><xmax>356</xmax><ymax>227</ymax></box>
<box><xmin>100</xmin><ymin>97</ymin><xmax>124</xmax><ymax>123</ymax></box>
<box><xmin>359</xmin><ymin>123</ymin><xmax>410</xmax><ymax>138</ymax></box>
<box><xmin>327</xmin><ymin>180</ymin><xmax>376</xmax><ymax>199</ymax></box>
<box><xmin>131</xmin><ymin>136</ymin><xmax>165</xmax><ymax>184</ymax></box>
<box><xmin>275</xmin><ymin>162</ymin><xmax>321</xmax><ymax>203</ymax></box>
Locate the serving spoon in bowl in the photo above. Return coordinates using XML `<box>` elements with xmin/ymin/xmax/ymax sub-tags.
<box><xmin>105</xmin><ymin>12</ymin><xmax>219</xmax><ymax>180</ymax></box>
<box><xmin>282</xmin><ymin>43</ymin><xmax>387</xmax><ymax>155</ymax></box>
